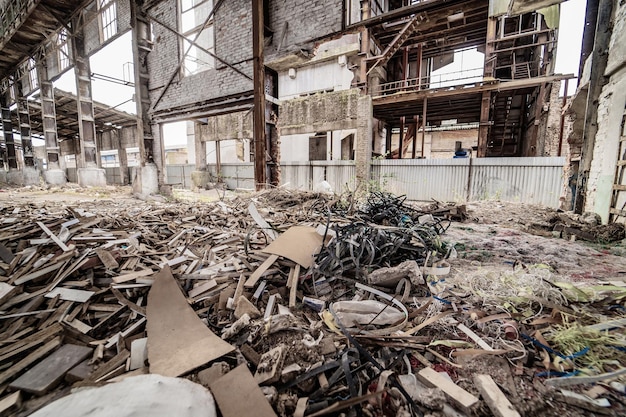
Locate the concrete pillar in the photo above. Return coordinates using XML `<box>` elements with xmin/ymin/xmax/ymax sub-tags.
<box><xmin>116</xmin><ymin>130</ymin><xmax>129</xmax><ymax>185</ymax></box>
<box><xmin>355</xmin><ymin>95</ymin><xmax>373</xmax><ymax>192</ymax></box>
<box><xmin>131</xmin><ymin>2</ymin><xmax>159</xmax><ymax>195</ymax></box>
<box><xmin>72</xmin><ymin>20</ymin><xmax>106</xmax><ymax>187</ymax></box>
<box><xmin>191</xmin><ymin>123</ymin><xmax>211</xmax><ymax>190</ymax></box>
<box><xmin>0</xmin><ymin>87</ymin><xmax>20</xmax><ymax>184</ymax></box>
<box><xmin>37</xmin><ymin>62</ymin><xmax>66</xmax><ymax>185</ymax></box>
<box><xmin>15</xmin><ymin>80</ymin><xmax>39</xmax><ymax>185</ymax></box>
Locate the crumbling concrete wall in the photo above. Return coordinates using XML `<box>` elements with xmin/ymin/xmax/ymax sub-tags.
<box><xmin>279</xmin><ymin>89</ymin><xmax>360</xmax><ymax>135</ymax></box>
<box><xmin>537</xmin><ymin>81</ymin><xmax>564</xmax><ymax>156</ymax></box>
<box><xmin>196</xmin><ymin>112</ymin><xmax>253</xmax><ymax>142</ymax></box>
<box><xmin>584</xmin><ymin>1</ymin><xmax>626</xmax><ymax>222</ymax></box>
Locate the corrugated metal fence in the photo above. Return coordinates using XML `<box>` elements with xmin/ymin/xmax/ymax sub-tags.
<box><xmin>372</xmin><ymin>157</ymin><xmax>565</xmax><ymax>206</ymax></box>
<box><xmin>70</xmin><ymin>157</ymin><xmax>565</xmax><ymax>207</ymax></box>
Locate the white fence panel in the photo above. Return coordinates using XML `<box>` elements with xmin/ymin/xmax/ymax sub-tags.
<box><xmin>281</xmin><ymin>162</ymin><xmax>312</xmax><ymax>190</ymax></box>
<box><xmin>469</xmin><ymin>157</ymin><xmax>565</xmax><ymax>207</ymax></box>
<box><xmin>217</xmin><ymin>163</ymin><xmax>255</xmax><ymax>190</ymax></box>
<box><xmin>373</xmin><ymin>159</ymin><xmax>470</xmax><ymax>202</ymax></box>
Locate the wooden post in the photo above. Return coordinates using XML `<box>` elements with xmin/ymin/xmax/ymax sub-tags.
<box><xmin>398</xmin><ymin>117</ymin><xmax>405</xmax><ymax>159</ymax></box>
<box><xmin>478</xmin><ymin>91</ymin><xmax>491</xmax><ymax>157</ymax></box>
<box><xmin>421</xmin><ymin>98</ymin><xmax>427</xmax><ymax>158</ymax></box>
<box><xmin>215</xmin><ymin>140</ymin><xmax>222</xmax><ymax>182</ymax></box>
<box><xmin>412</xmin><ymin>115</ymin><xmax>418</xmax><ymax>159</ymax></box>
<box><xmin>252</xmin><ymin>0</ymin><xmax>267</xmax><ymax>190</ymax></box>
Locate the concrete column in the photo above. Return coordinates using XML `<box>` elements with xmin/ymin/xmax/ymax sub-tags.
<box><xmin>37</xmin><ymin>62</ymin><xmax>66</xmax><ymax>185</ymax></box>
<box><xmin>355</xmin><ymin>95</ymin><xmax>373</xmax><ymax>192</ymax></box>
<box><xmin>15</xmin><ymin>80</ymin><xmax>39</xmax><ymax>185</ymax></box>
<box><xmin>72</xmin><ymin>19</ymin><xmax>106</xmax><ymax>187</ymax></box>
<box><xmin>131</xmin><ymin>2</ymin><xmax>159</xmax><ymax>195</ymax></box>
<box><xmin>191</xmin><ymin>122</ymin><xmax>210</xmax><ymax>190</ymax></box>
<box><xmin>116</xmin><ymin>130</ymin><xmax>129</xmax><ymax>185</ymax></box>
<box><xmin>0</xmin><ymin>87</ymin><xmax>20</xmax><ymax>184</ymax></box>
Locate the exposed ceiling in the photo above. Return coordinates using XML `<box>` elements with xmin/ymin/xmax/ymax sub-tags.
<box><xmin>15</xmin><ymin>88</ymin><xmax>137</xmax><ymax>140</ymax></box>
<box><xmin>0</xmin><ymin>0</ymin><xmax>81</xmax><ymax>79</ymax></box>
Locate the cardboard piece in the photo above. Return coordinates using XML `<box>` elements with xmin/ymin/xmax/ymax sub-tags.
<box><xmin>262</xmin><ymin>226</ymin><xmax>323</xmax><ymax>268</ymax></box>
<box><xmin>10</xmin><ymin>344</ymin><xmax>92</xmax><ymax>395</ymax></box>
<box><xmin>209</xmin><ymin>364</ymin><xmax>277</xmax><ymax>417</ymax></box>
<box><xmin>147</xmin><ymin>266</ymin><xmax>235</xmax><ymax>377</ymax></box>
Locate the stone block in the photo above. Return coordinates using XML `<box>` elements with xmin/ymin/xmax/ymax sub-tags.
<box><xmin>77</xmin><ymin>167</ymin><xmax>107</xmax><ymax>188</ymax></box>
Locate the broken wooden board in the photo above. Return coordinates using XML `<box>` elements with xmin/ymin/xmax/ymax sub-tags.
<box><xmin>209</xmin><ymin>364</ymin><xmax>277</xmax><ymax>417</ymax></box>
<box><xmin>262</xmin><ymin>226</ymin><xmax>323</xmax><ymax>268</ymax></box>
<box><xmin>45</xmin><ymin>288</ymin><xmax>94</xmax><ymax>303</ymax></box>
<box><xmin>9</xmin><ymin>344</ymin><xmax>92</xmax><ymax>395</ymax></box>
<box><xmin>0</xmin><ymin>336</ymin><xmax>62</xmax><ymax>385</ymax></box>
<box><xmin>0</xmin><ymin>243</ymin><xmax>14</xmax><ymax>263</ymax></box>
<box><xmin>95</xmin><ymin>249</ymin><xmax>119</xmax><ymax>269</ymax></box>
<box><xmin>474</xmin><ymin>374</ymin><xmax>521</xmax><ymax>417</ymax></box>
<box><xmin>0</xmin><ymin>391</ymin><xmax>21</xmax><ymax>416</ymax></box>
<box><xmin>244</xmin><ymin>254</ymin><xmax>279</xmax><ymax>288</ymax></box>
<box><xmin>147</xmin><ymin>266</ymin><xmax>234</xmax><ymax>377</ymax></box>
<box><xmin>0</xmin><ymin>282</ymin><xmax>18</xmax><ymax>305</ymax></box>
<box><xmin>417</xmin><ymin>367</ymin><xmax>479</xmax><ymax>414</ymax></box>
<box><xmin>130</xmin><ymin>337</ymin><xmax>148</xmax><ymax>371</ymax></box>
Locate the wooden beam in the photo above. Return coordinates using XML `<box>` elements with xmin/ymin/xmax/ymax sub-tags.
<box><xmin>252</xmin><ymin>0</ymin><xmax>267</xmax><ymax>190</ymax></box>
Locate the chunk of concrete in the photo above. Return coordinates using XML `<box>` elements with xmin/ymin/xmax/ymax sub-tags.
<box><xmin>132</xmin><ymin>163</ymin><xmax>159</xmax><ymax>196</ymax></box>
<box><xmin>368</xmin><ymin>260</ymin><xmax>424</xmax><ymax>287</ymax></box>
<box><xmin>23</xmin><ymin>167</ymin><xmax>41</xmax><ymax>185</ymax></box>
<box><xmin>77</xmin><ymin>167</ymin><xmax>106</xmax><ymax>187</ymax></box>
<box><xmin>44</xmin><ymin>169</ymin><xmax>67</xmax><ymax>185</ymax></box>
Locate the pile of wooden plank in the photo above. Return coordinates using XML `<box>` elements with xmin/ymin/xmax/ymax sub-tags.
<box><xmin>0</xmin><ymin>191</ymin><xmax>624</xmax><ymax>417</ymax></box>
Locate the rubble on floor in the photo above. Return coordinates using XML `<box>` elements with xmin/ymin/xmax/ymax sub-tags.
<box><xmin>0</xmin><ymin>189</ymin><xmax>624</xmax><ymax>417</ymax></box>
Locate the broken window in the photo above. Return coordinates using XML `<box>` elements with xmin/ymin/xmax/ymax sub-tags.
<box><xmin>28</xmin><ymin>59</ymin><xmax>38</xmax><ymax>91</ymax></box>
<box><xmin>98</xmin><ymin>0</ymin><xmax>118</xmax><ymax>43</ymax></box>
<box><xmin>309</xmin><ymin>133</ymin><xmax>328</xmax><ymax>161</ymax></box>
<box><xmin>180</xmin><ymin>0</ymin><xmax>215</xmax><ymax>76</ymax></box>
<box><xmin>58</xmin><ymin>29</ymin><xmax>71</xmax><ymax>72</ymax></box>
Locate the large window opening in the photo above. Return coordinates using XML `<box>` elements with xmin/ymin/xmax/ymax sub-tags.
<box><xmin>180</xmin><ymin>0</ymin><xmax>215</xmax><ymax>76</ymax></box>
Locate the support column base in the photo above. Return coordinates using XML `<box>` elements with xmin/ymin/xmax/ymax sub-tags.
<box><xmin>7</xmin><ymin>169</ymin><xmax>24</xmax><ymax>186</ymax></box>
<box><xmin>191</xmin><ymin>171</ymin><xmax>213</xmax><ymax>191</ymax></box>
<box><xmin>0</xmin><ymin>170</ymin><xmax>7</xmax><ymax>184</ymax></box>
<box><xmin>77</xmin><ymin>167</ymin><xmax>107</xmax><ymax>187</ymax></box>
<box><xmin>132</xmin><ymin>163</ymin><xmax>159</xmax><ymax>196</ymax></box>
<box><xmin>44</xmin><ymin>169</ymin><xmax>67</xmax><ymax>186</ymax></box>
<box><xmin>23</xmin><ymin>167</ymin><xmax>41</xmax><ymax>185</ymax></box>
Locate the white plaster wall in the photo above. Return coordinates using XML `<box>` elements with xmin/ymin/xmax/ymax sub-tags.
<box><xmin>206</xmin><ymin>139</ymin><xmax>250</xmax><ymax>164</ymax></box>
<box><xmin>280</xmin><ymin>130</ymin><xmax>356</xmax><ymax>161</ymax></box>
<box><xmin>585</xmin><ymin>65</ymin><xmax>626</xmax><ymax>222</ymax></box>
<box><xmin>278</xmin><ymin>60</ymin><xmax>354</xmax><ymax>100</ymax></box>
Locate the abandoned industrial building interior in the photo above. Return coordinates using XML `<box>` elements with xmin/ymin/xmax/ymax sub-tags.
<box><xmin>1</xmin><ymin>0</ymin><xmax>626</xmax><ymax>416</ymax></box>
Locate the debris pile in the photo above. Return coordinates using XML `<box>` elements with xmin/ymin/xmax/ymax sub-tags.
<box><xmin>0</xmin><ymin>190</ymin><xmax>624</xmax><ymax>417</ymax></box>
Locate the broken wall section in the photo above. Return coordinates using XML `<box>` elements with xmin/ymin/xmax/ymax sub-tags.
<box><xmin>148</xmin><ymin>0</ymin><xmax>254</xmax><ymax>119</ymax></box>
<box><xmin>585</xmin><ymin>1</ymin><xmax>626</xmax><ymax>222</ymax></box>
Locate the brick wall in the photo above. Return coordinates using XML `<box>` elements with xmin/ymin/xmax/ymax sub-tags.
<box><xmin>265</xmin><ymin>0</ymin><xmax>343</xmax><ymax>61</ymax></box>
<box><xmin>148</xmin><ymin>0</ymin><xmax>254</xmax><ymax>117</ymax></box>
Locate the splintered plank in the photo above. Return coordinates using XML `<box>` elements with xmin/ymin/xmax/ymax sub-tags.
<box><xmin>45</xmin><ymin>288</ymin><xmax>95</xmax><ymax>303</ymax></box>
<box><xmin>0</xmin><ymin>283</ymin><xmax>18</xmax><ymax>305</ymax></box>
<box><xmin>0</xmin><ymin>336</ymin><xmax>62</xmax><ymax>385</ymax></box>
<box><xmin>36</xmin><ymin>222</ymin><xmax>70</xmax><ymax>252</ymax></box>
<box><xmin>112</xmin><ymin>268</ymin><xmax>154</xmax><ymax>284</ymax></box>
<box><xmin>95</xmin><ymin>249</ymin><xmax>119</xmax><ymax>269</ymax></box>
<box><xmin>0</xmin><ymin>243</ymin><xmax>14</xmax><ymax>263</ymax></box>
<box><xmin>0</xmin><ymin>391</ymin><xmax>21</xmax><ymax>416</ymax></box>
<box><xmin>9</xmin><ymin>344</ymin><xmax>93</xmax><ymax>395</ymax></box>
<box><xmin>474</xmin><ymin>374</ymin><xmax>521</xmax><ymax>417</ymax></box>
<box><xmin>417</xmin><ymin>367</ymin><xmax>479</xmax><ymax>414</ymax></box>
<box><xmin>209</xmin><ymin>364</ymin><xmax>277</xmax><ymax>417</ymax></box>
<box><xmin>244</xmin><ymin>254</ymin><xmax>279</xmax><ymax>288</ymax></box>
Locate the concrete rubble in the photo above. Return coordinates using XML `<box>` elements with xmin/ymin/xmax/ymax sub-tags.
<box><xmin>0</xmin><ymin>187</ymin><xmax>624</xmax><ymax>417</ymax></box>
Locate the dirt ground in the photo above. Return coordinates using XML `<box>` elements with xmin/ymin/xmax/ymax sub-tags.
<box><xmin>1</xmin><ymin>184</ymin><xmax>625</xmax><ymax>417</ymax></box>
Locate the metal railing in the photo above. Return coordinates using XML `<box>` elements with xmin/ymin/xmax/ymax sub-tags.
<box><xmin>372</xmin><ymin>67</ymin><xmax>484</xmax><ymax>96</ymax></box>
